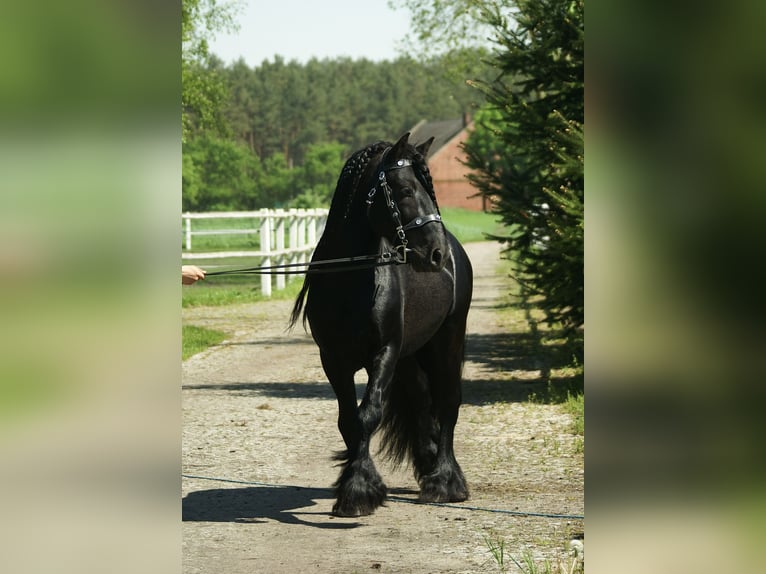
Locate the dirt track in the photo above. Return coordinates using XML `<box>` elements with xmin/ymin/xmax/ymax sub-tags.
<box><xmin>182</xmin><ymin>241</ymin><xmax>583</xmax><ymax>573</ymax></box>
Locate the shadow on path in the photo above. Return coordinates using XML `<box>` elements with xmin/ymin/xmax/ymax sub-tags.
<box><xmin>184</xmin><ymin>327</ymin><xmax>583</xmax><ymax>405</ymax></box>
<box><xmin>183</xmin><ymin>381</ymin><xmax>366</xmax><ymax>400</ymax></box>
<box><xmin>182</xmin><ymin>485</ymin><xmax>360</xmax><ymax>529</ymax></box>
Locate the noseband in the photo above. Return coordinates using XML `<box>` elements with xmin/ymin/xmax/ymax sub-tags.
<box><xmin>365</xmin><ymin>156</ymin><xmax>442</xmax><ymax>263</ymax></box>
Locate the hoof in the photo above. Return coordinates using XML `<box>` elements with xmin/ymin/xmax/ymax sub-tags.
<box><xmin>332</xmin><ymin>497</ymin><xmax>384</xmax><ymax>517</ymax></box>
<box><xmin>332</xmin><ymin>458</ymin><xmax>387</xmax><ymax>517</ymax></box>
<box><xmin>332</xmin><ymin>483</ymin><xmax>387</xmax><ymax>517</ymax></box>
<box><xmin>419</xmin><ymin>467</ymin><xmax>469</xmax><ymax>503</ymax></box>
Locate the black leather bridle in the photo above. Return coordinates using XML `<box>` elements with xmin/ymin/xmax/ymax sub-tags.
<box><xmin>365</xmin><ymin>155</ymin><xmax>443</xmax><ymax>263</ymax></box>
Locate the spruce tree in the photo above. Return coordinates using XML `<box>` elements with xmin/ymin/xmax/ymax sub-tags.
<box><xmin>464</xmin><ymin>0</ymin><xmax>584</xmax><ymax>332</ymax></box>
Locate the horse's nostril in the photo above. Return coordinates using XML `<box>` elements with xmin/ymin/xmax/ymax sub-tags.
<box><xmin>431</xmin><ymin>249</ymin><xmax>443</xmax><ymax>265</ymax></box>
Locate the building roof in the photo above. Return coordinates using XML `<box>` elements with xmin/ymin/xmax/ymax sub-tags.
<box><xmin>409</xmin><ymin>117</ymin><xmax>468</xmax><ymax>159</ymax></box>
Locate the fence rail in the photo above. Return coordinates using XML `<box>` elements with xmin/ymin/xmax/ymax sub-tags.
<box><xmin>181</xmin><ymin>208</ymin><xmax>329</xmax><ymax>296</ymax></box>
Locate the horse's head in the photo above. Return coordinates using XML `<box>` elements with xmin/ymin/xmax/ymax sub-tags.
<box><xmin>365</xmin><ymin>133</ymin><xmax>448</xmax><ymax>272</ymax></box>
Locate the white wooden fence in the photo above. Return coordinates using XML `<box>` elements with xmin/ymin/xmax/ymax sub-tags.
<box><xmin>181</xmin><ymin>208</ymin><xmax>329</xmax><ymax>296</ymax></box>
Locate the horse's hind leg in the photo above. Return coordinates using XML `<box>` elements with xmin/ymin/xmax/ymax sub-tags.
<box><xmin>415</xmin><ymin>334</ymin><xmax>469</xmax><ymax>503</ymax></box>
<box><xmin>377</xmin><ymin>357</ymin><xmax>439</xmax><ymax>477</ymax></box>
<box><xmin>321</xmin><ymin>350</ymin><xmax>389</xmax><ymax>517</ymax></box>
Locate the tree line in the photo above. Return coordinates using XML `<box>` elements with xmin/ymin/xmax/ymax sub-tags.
<box><xmin>183</xmin><ymin>52</ymin><xmax>492</xmax><ymax>211</ymax></box>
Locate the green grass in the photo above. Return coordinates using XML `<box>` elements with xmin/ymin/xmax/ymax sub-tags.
<box><xmin>497</xmin><ymin>549</ymin><xmax>584</xmax><ymax>574</ymax></box>
<box><xmin>484</xmin><ymin>533</ymin><xmax>508</xmax><ymax>571</ymax></box>
<box><xmin>484</xmin><ymin>537</ymin><xmax>584</xmax><ymax>574</ymax></box>
<box><xmin>561</xmin><ymin>392</ymin><xmax>584</xmax><ymax>436</ymax></box>
<box><xmin>440</xmin><ymin>207</ymin><xmax>504</xmax><ymax>243</ymax></box>
<box><xmin>512</xmin><ymin>551</ymin><xmax>584</xmax><ymax>574</ymax></box>
<box><xmin>182</xmin><ymin>273</ymin><xmax>305</xmax><ymax>308</ymax></box>
<box><xmin>182</xmin><ymin>325</ymin><xmax>227</xmax><ymax>360</ymax></box>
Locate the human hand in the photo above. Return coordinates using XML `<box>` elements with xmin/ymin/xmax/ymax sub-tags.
<box><xmin>182</xmin><ymin>265</ymin><xmax>206</xmax><ymax>285</ymax></box>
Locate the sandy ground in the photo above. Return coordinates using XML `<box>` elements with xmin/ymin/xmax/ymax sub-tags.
<box><xmin>182</xmin><ymin>241</ymin><xmax>584</xmax><ymax>573</ymax></box>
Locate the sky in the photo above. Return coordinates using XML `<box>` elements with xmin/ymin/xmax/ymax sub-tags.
<box><xmin>209</xmin><ymin>0</ymin><xmax>413</xmax><ymax>66</ymax></box>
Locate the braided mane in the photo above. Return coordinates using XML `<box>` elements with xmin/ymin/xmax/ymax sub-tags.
<box><xmin>325</xmin><ymin>139</ymin><xmax>439</xmax><ymax>232</ymax></box>
<box><xmin>335</xmin><ymin>141</ymin><xmax>389</xmax><ymax>222</ymax></box>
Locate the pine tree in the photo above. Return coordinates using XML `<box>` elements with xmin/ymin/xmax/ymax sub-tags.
<box><xmin>464</xmin><ymin>0</ymin><xmax>584</xmax><ymax>332</ymax></box>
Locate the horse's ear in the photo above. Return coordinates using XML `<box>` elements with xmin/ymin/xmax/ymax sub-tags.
<box><xmin>390</xmin><ymin>132</ymin><xmax>410</xmax><ymax>158</ymax></box>
<box><xmin>416</xmin><ymin>137</ymin><xmax>434</xmax><ymax>158</ymax></box>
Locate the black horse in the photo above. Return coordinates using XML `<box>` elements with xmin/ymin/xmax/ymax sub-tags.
<box><xmin>290</xmin><ymin>133</ymin><xmax>473</xmax><ymax>517</ymax></box>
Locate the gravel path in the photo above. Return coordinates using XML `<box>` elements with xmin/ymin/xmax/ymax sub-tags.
<box><xmin>182</xmin><ymin>241</ymin><xmax>584</xmax><ymax>573</ymax></box>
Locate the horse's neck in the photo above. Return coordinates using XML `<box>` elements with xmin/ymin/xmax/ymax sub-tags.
<box><xmin>329</xmin><ymin>219</ymin><xmax>378</xmax><ymax>255</ymax></box>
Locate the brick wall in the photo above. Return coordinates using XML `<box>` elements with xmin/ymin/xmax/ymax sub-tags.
<box><xmin>426</xmin><ymin>123</ymin><xmax>485</xmax><ymax>211</ymax></box>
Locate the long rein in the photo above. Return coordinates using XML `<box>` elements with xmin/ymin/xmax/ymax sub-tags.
<box><xmin>203</xmin><ymin>246</ymin><xmax>408</xmax><ymax>277</ymax></box>
<box><xmin>204</xmin><ymin>153</ymin><xmax>441</xmax><ymax>278</ymax></box>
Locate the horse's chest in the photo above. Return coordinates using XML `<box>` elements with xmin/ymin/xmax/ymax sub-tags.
<box><xmin>374</xmin><ymin>269</ymin><xmax>453</xmax><ymax>354</ymax></box>
<box><xmin>401</xmin><ymin>274</ymin><xmax>451</xmax><ymax>324</ymax></box>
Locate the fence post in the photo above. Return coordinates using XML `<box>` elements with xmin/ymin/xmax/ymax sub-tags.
<box><xmin>288</xmin><ymin>209</ymin><xmax>298</xmax><ymax>271</ymax></box>
<box><xmin>297</xmin><ymin>213</ymin><xmax>307</xmax><ymax>266</ymax></box>
<box><xmin>275</xmin><ymin>210</ymin><xmax>286</xmax><ymax>291</ymax></box>
<box><xmin>184</xmin><ymin>215</ymin><xmax>191</xmax><ymax>251</ymax></box>
<box><xmin>259</xmin><ymin>208</ymin><xmax>272</xmax><ymax>297</ymax></box>
<box><xmin>307</xmin><ymin>209</ymin><xmax>317</xmax><ymax>247</ymax></box>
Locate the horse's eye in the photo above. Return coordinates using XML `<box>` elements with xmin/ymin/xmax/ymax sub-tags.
<box><xmin>400</xmin><ymin>187</ymin><xmax>414</xmax><ymax>197</ymax></box>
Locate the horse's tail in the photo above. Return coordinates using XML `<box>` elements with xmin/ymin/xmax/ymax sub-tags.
<box><xmin>288</xmin><ymin>279</ymin><xmax>310</xmax><ymax>331</ymax></box>
<box><xmin>378</xmin><ymin>357</ymin><xmax>436</xmax><ymax>478</ymax></box>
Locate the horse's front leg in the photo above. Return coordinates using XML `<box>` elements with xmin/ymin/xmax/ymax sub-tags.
<box><xmin>332</xmin><ymin>345</ymin><xmax>398</xmax><ymax>517</ymax></box>
<box><xmin>415</xmin><ymin>330</ymin><xmax>469</xmax><ymax>504</ymax></box>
